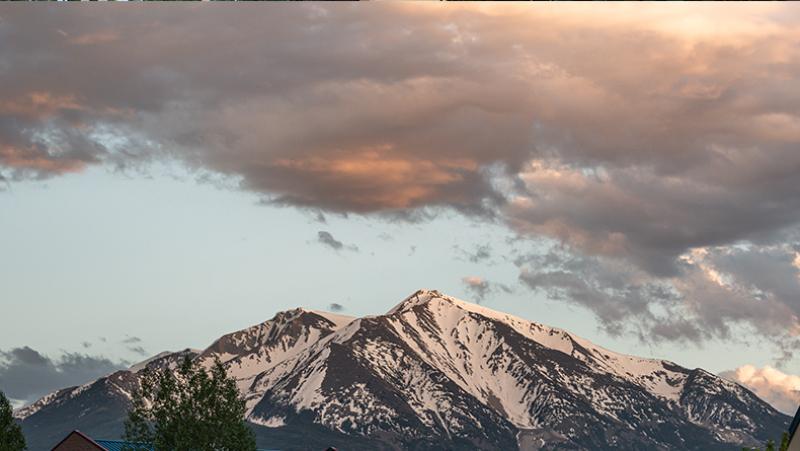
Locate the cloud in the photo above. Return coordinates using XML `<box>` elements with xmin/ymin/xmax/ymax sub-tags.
<box><xmin>720</xmin><ymin>365</ymin><xmax>800</xmax><ymax>414</ymax></box>
<box><xmin>127</xmin><ymin>346</ymin><xmax>147</xmax><ymax>356</ymax></box>
<box><xmin>518</xmin><ymin>247</ymin><xmax>704</xmax><ymax>341</ymax></box>
<box><xmin>0</xmin><ymin>346</ymin><xmax>127</xmax><ymax>405</ymax></box>
<box><xmin>67</xmin><ymin>31</ymin><xmax>119</xmax><ymax>46</ymax></box>
<box><xmin>468</xmin><ymin>244</ymin><xmax>492</xmax><ymax>263</ymax></box>
<box><xmin>4</xmin><ymin>5</ymin><xmax>800</xmax><ymax>349</ymax></box>
<box><xmin>317</xmin><ymin>231</ymin><xmax>358</xmax><ymax>252</ymax></box>
<box><xmin>317</xmin><ymin>231</ymin><xmax>343</xmax><ymax>250</ymax></box>
<box><xmin>517</xmin><ymin>244</ymin><xmax>800</xmax><ymax>353</ymax></box>
<box><xmin>328</xmin><ymin>303</ymin><xmax>344</xmax><ymax>312</ymax></box>
<box><xmin>121</xmin><ymin>336</ymin><xmax>142</xmax><ymax>344</ymax></box>
<box><xmin>456</xmin><ymin>243</ymin><xmax>492</xmax><ymax>264</ymax></box>
<box><xmin>462</xmin><ymin>276</ymin><xmax>512</xmax><ymax>303</ymax></box>
<box><xmin>505</xmin><ymin>158</ymin><xmax>800</xmax><ymax>278</ymax></box>
<box><xmin>463</xmin><ymin>276</ymin><xmax>490</xmax><ymax>302</ymax></box>
<box><xmin>5</xmin><ymin>5</ymin><xmax>800</xmax><ymax>229</ymax></box>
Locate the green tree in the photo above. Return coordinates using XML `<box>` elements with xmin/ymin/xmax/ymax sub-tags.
<box><xmin>780</xmin><ymin>432</ymin><xmax>790</xmax><ymax>451</ymax></box>
<box><xmin>123</xmin><ymin>356</ymin><xmax>256</xmax><ymax>451</ymax></box>
<box><xmin>0</xmin><ymin>390</ymin><xmax>26</xmax><ymax>451</ymax></box>
<box><xmin>743</xmin><ymin>432</ymin><xmax>792</xmax><ymax>451</ymax></box>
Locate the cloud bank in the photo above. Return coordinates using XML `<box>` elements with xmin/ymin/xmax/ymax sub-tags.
<box><xmin>0</xmin><ymin>347</ymin><xmax>127</xmax><ymax>405</ymax></box>
<box><xmin>3</xmin><ymin>4</ymin><xmax>800</xmax><ymax>353</ymax></box>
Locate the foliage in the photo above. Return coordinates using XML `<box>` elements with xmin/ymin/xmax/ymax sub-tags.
<box><xmin>123</xmin><ymin>356</ymin><xmax>256</xmax><ymax>450</ymax></box>
<box><xmin>743</xmin><ymin>432</ymin><xmax>790</xmax><ymax>451</ymax></box>
<box><xmin>0</xmin><ymin>390</ymin><xmax>26</xmax><ymax>451</ymax></box>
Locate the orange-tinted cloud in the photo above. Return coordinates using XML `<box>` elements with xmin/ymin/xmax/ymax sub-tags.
<box><xmin>721</xmin><ymin>365</ymin><xmax>800</xmax><ymax>414</ymax></box>
<box><xmin>4</xmin><ymin>4</ymin><xmax>800</xmax><ymax>348</ymax></box>
<box><xmin>0</xmin><ymin>145</ymin><xmax>86</xmax><ymax>174</ymax></box>
<box><xmin>68</xmin><ymin>31</ymin><xmax>118</xmax><ymax>46</ymax></box>
<box><xmin>265</xmin><ymin>149</ymin><xmax>479</xmax><ymax>212</ymax></box>
<box><xmin>0</xmin><ymin>92</ymin><xmax>83</xmax><ymax>120</ymax></box>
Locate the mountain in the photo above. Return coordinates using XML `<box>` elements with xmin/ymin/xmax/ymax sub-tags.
<box><xmin>14</xmin><ymin>349</ymin><xmax>198</xmax><ymax>450</ymax></box>
<box><xmin>15</xmin><ymin>289</ymin><xmax>790</xmax><ymax>450</ymax></box>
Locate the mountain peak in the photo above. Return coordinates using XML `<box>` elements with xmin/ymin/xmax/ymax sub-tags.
<box><xmin>16</xmin><ymin>290</ymin><xmax>790</xmax><ymax>451</ymax></box>
<box><xmin>268</xmin><ymin>307</ymin><xmax>355</xmax><ymax>328</ymax></box>
<box><xmin>386</xmin><ymin>288</ymin><xmax>522</xmax><ymax>325</ymax></box>
<box><xmin>387</xmin><ymin>288</ymin><xmax>442</xmax><ymax>313</ymax></box>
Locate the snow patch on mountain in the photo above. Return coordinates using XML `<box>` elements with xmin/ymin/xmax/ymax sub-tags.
<box><xmin>16</xmin><ymin>289</ymin><xmax>791</xmax><ymax>451</ymax></box>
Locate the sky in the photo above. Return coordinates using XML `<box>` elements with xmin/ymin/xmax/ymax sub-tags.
<box><xmin>2</xmin><ymin>3</ymin><xmax>800</xmax><ymax>412</ymax></box>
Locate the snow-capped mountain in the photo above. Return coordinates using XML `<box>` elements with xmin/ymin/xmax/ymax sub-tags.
<box><xmin>15</xmin><ymin>290</ymin><xmax>790</xmax><ymax>450</ymax></box>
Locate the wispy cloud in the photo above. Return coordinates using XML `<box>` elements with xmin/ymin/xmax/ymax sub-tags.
<box><xmin>127</xmin><ymin>346</ymin><xmax>147</xmax><ymax>357</ymax></box>
<box><xmin>455</xmin><ymin>243</ymin><xmax>493</xmax><ymax>264</ymax></box>
<box><xmin>317</xmin><ymin>231</ymin><xmax>358</xmax><ymax>252</ymax></box>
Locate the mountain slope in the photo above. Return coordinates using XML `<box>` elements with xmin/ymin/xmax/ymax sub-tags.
<box><xmin>15</xmin><ymin>290</ymin><xmax>790</xmax><ymax>450</ymax></box>
<box><xmin>16</xmin><ymin>349</ymin><xmax>197</xmax><ymax>451</ymax></box>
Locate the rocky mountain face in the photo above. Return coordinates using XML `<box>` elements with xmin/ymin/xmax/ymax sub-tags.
<box><xmin>15</xmin><ymin>290</ymin><xmax>790</xmax><ymax>450</ymax></box>
<box><xmin>15</xmin><ymin>349</ymin><xmax>197</xmax><ymax>450</ymax></box>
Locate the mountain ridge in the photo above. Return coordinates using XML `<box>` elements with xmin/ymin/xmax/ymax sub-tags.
<box><xmin>15</xmin><ymin>289</ymin><xmax>790</xmax><ymax>450</ymax></box>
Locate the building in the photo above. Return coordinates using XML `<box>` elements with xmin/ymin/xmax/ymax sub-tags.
<box><xmin>51</xmin><ymin>431</ymin><xmax>153</xmax><ymax>451</ymax></box>
<box><xmin>51</xmin><ymin>430</ymin><xmax>281</xmax><ymax>451</ymax></box>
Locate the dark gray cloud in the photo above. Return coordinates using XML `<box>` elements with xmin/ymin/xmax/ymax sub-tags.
<box><xmin>317</xmin><ymin>231</ymin><xmax>358</xmax><ymax>252</ymax></box>
<box><xmin>518</xmin><ymin>248</ymin><xmax>701</xmax><ymax>341</ymax></box>
<box><xmin>0</xmin><ymin>346</ymin><xmax>127</xmax><ymax>404</ymax></box>
<box><xmin>0</xmin><ymin>6</ymin><xmax>515</xmax><ymax>215</ymax></box>
<box><xmin>709</xmin><ymin>246</ymin><xmax>800</xmax><ymax>310</ymax></box>
<box><xmin>328</xmin><ymin>303</ymin><xmax>345</xmax><ymax>312</ymax></box>
<box><xmin>505</xmin><ymin>161</ymin><xmax>800</xmax><ymax>278</ymax></box>
<box><xmin>317</xmin><ymin>231</ymin><xmax>343</xmax><ymax>250</ymax></box>
<box><xmin>3</xmin><ymin>5</ymin><xmax>800</xmax><ymax>348</ymax></box>
<box><xmin>121</xmin><ymin>336</ymin><xmax>141</xmax><ymax>344</ymax></box>
<box><xmin>517</xmin><ymin>244</ymin><xmax>800</xmax><ymax>357</ymax></box>
<box><xmin>4</xmin><ymin>5</ymin><xmax>800</xmax><ymax>240</ymax></box>
<box><xmin>3</xmin><ymin>6</ymin><xmax>797</xmax><ymax>246</ymax></box>
<box><xmin>127</xmin><ymin>346</ymin><xmax>147</xmax><ymax>357</ymax></box>
<box><xmin>455</xmin><ymin>243</ymin><xmax>493</xmax><ymax>264</ymax></box>
<box><xmin>469</xmin><ymin>244</ymin><xmax>492</xmax><ymax>263</ymax></box>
